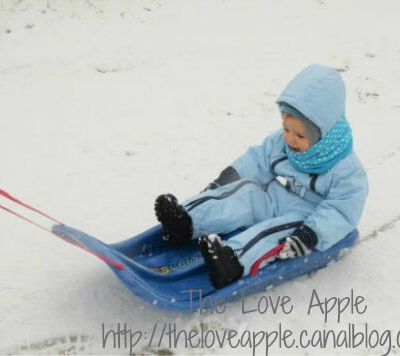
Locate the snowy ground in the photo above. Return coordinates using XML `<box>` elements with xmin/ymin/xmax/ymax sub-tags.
<box><xmin>1</xmin><ymin>0</ymin><xmax>400</xmax><ymax>355</ymax></box>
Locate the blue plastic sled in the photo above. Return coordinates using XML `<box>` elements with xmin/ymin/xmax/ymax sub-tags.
<box><xmin>52</xmin><ymin>224</ymin><xmax>358</xmax><ymax>312</ymax></box>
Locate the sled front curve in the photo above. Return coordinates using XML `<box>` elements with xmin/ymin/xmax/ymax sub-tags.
<box><xmin>52</xmin><ymin>224</ymin><xmax>358</xmax><ymax>312</ymax></box>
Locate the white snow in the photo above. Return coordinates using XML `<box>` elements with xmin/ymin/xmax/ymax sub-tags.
<box><xmin>1</xmin><ymin>0</ymin><xmax>400</xmax><ymax>355</ymax></box>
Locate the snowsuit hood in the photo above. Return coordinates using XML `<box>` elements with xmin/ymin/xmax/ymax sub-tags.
<box><xmin>276</xmin><ymin>64</ymin><xmax>346</xmax><ymax>137</ymax></box>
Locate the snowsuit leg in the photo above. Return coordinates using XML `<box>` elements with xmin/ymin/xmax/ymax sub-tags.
<box><xmin>183</xmin><ymin>179</ymin><xmax>277</xmax><ymax>238</ymax></box>
<box><xmin>183</xmin><ymin>179</ymin><xmax>318</xmax><ymax>276</ymax></box>
<box><xmin>224</xmin><ymin>213</ymin><xmax>310</xmax><ymax>275</ymax></box>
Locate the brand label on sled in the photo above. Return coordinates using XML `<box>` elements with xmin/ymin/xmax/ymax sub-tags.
<box><xmin>150</xmin><ymin>256</ymin><xmax>202</xmax><ymax>274</ymax></box>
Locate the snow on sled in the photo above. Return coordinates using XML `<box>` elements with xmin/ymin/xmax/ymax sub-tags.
<box><xmin>52</xmin><ymin>224</ymin><xmax>358</xmax><ymax>313</ymax></box>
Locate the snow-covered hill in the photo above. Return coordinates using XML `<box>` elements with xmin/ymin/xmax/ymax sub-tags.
<box><xmin>1</xmin><ymin>0</ymin><xmax>400</xmax><ymax>354</ymax></box>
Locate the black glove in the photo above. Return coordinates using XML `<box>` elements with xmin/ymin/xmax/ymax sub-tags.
<box><xmin>278</xmin><ymin>225</ymin><xmax>318</xmax><ymax>259</ymax></box>
<box><xmin>202</xmin><ymin>166</ymin><xmax>241</xmax><ymax>192</ymax></box>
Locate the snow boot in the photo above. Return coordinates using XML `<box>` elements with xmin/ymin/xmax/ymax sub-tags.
<box><xmin>199</xmin><ymin>234</ymin><xmax>244</xmax><ymax>289</ymax></box>
<box><xmin>154</xmin><ymin>194</ymin><xmax>193</xmax><ymax>247</ymax></box>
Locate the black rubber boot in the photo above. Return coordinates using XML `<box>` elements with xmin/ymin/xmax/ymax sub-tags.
<box><xmin>154</xmin><ymin>194</ymin><xmax>193</xmax><ymax>247</ymax></box>
<box><xmin>199</xmin><ymin>234</ymin><xmax>244</xmax><ymax>289</ymax></box>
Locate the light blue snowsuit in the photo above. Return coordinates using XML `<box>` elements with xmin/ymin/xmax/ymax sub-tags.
<box><xmin>183</xmin><ymin>64</ymin><xmax>368</xmax><ymax>275</ymax></box>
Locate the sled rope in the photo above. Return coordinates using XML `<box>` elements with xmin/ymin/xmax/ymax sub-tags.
<box><xmin>249</xmin><ymin>243</ymin><xmax>285</xmax><ymax>276</ymax></box>
<box><xmin>0</xmin><ymin>188</ymin><xmax>125</xmax><ymax>270</ymax></box>
<box><xmin>0</xmin><ymin>188</ymin><xmax>62</xmax><ymax>224</ymax></box>
<box><xmin>0</xmin><ymin>204</ymin><xmax>52</xmax><ymax>233</ymax></box>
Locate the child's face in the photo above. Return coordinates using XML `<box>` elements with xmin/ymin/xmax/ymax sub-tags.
<box><xmin>282</xmin><ymin>113</ymin><xmax>311</xmax><ymax>152</ymax></box>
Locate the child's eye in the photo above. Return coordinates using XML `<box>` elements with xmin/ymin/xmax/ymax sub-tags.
<box><xmin>297</xmin><ymin>134</ymin><xmax>305</xmax><ymax>139</ymax></box>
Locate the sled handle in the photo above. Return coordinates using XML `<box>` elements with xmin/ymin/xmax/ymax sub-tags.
<box><xmin>249</xmin><ymin>243</ymin><xmax>285</xmax><ymax>276</ymax></box>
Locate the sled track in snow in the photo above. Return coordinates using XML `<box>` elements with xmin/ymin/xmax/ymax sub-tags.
<box><xmin>4</xmin><ymin>334</ymin><xmax>175</xmax><ymax>355</ymax></box>
<box><xmin>3</xmin><ymin>334</ymin><xmax>94</xmax><ymax>355</ymax></box>
<box><xmin>356</xmin><ymin>141</ymin><xmax>400</xmax><ymax>245</ymax></box>
<box><xmin>365</xmin><ymin>144</ymin><xmax>400</xmax><ymax>172</ymax></box>
<box><xmin>360</xmin><ymin>214</ymin><xmax>400</xmax><ymax>243</ymax></box>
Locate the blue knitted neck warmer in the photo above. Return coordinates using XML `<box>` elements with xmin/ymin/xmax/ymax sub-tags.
<box><xmin>285</xmin><ymin>116</ymin><xmax>353</xmax><ymax>174</ymax></box>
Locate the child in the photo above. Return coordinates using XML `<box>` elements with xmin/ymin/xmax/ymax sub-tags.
<box><xmin>155</xmin><ymin>64</ymin><xmax>368</xmax><ymax>289</ymax></box>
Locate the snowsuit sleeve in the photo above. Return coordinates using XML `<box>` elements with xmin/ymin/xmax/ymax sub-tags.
<box><xmin>231</xmin><ymin>134</ymin><xmax>277</xmax><ymax>185</ymax></box>
<box><xmin>304</xmin><ymin>158</ymin><xmax>368</xmax><ymax>251</ymax></box>
<box><xmin>203</xmin><ymin>133</ymin><xmax>279</xmax><ymax>192</ymax></box>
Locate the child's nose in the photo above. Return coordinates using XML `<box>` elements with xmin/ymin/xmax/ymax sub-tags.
<box><xmin>286</xmin><ymin>133</ymin><xmax>298</xmax><ymax>147</ymax></box>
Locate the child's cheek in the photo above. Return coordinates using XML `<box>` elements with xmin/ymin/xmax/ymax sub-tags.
<box><xmin>302</xmin><ymin>141</ymin><xmax>311</xmax><ymax>151</ymax></box>
<box><xmin>283</xmin><ymin>132</ymin><xmax>289</xmax><ymax>144</ymax></box>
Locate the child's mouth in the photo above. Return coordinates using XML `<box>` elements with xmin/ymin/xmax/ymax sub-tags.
<box><xmin>289</xmin><ymin>146</ymin><xmax>301</xmax><ymax>152</ymax></box>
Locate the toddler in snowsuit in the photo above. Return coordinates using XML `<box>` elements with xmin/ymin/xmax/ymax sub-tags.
<box><xmin>155</xmin><ymin>64</ymin><xmax>368</xmax><ymax>289</ymax></box>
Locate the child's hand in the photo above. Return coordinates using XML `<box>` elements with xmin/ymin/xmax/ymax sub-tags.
<box><xmin>201</xmin><ymin>166</ymin><xmax>241</xmax><ymax>193</ymax></box>
<box><xmin>278</xmin><ymin>224</ymin><xmax>318</xmax><ymax>259</ymax></box>
<box><xmin>278</xmin><ymin>236</ymin><xmax>311</xmax><ymax>259</ymax></box>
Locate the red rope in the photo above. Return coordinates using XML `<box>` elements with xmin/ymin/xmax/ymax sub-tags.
<box><xmin>249</xmin><ymin>243</ymin><xmax>285</xmax><ymax>276</ymax></box>
<box><xmin>0</xmin><ymin>204</ymin><xmax>52</xmax><ymax>233</ymax></box>
<box><xmin>83</xmin><ymin>247</ymin><xmax>125</xmax><ymax>270</ymax></box>
<box><xmin>0</xmin><ymin>189</ymin><xmax>62</xmax><ymax>224</ymax></box>
<box><xmin>0</xmin><ymin>189</ymin><xmax>125</xmax><ymax>270</ymax></box>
